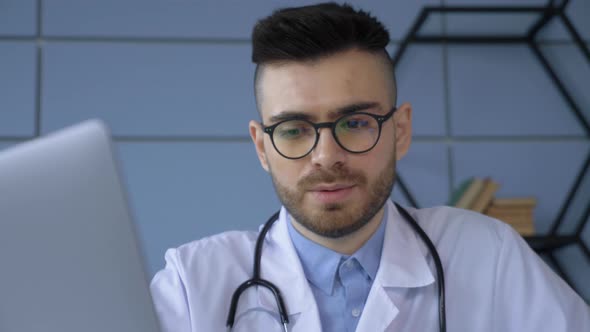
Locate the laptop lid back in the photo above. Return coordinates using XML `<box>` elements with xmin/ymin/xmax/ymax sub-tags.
<box><xmin>0</xmin><ymin>120</ymin><xmax>160</xmax><ymax>332</ymax></box>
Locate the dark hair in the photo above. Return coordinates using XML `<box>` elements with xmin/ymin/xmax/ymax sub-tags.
<box><xmin>251</xmin><ymin>2</ymin><xmax>396</xmax><ymax>110</ymax></box>
<box><xmin>252</xmin><ymin>2</ymin><xmax>390</xmax><ymax>64</ymax></box>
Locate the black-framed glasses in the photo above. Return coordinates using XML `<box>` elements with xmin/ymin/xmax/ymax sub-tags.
<box><xmin>262</xmin><ymin>107</ymin><xmax>397</xmax><ymax>159</ymax></box>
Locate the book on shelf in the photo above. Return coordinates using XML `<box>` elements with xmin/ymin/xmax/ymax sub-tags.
<box><xmin>485</xmin><ymin>210</ymin><xmax>534</xmax><ymax>223</ymax></box>
<box><xmin>485</xmin><ymin>196</ymin><xmax>537</xmax><ymax>236</ymax></box>
<box><xmin>450</xmin><ymin>177</ymin><xmax>537</xmax><ymax>236</ymax></box>
<box><xmin>490</xmin><ymin>197</ymin><xmax>537</xmax><ymax>208</ymax></box>
<box><xmin>454</xmin><ymin>178</ymin><xmax>485</xmax><ymax>209</ymax></box>
<box><xmin>448</xmin><ymin>178</ymin><xmax>474</xmax><ymax>206</ymax></box>
<box><xmin>470</xmin><ymin>178</ymin><xmax>500</xmax><ymax>213</ymax></box>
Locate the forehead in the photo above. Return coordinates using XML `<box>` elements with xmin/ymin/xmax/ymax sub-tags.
<box><xmin>257</xmin><ymin>49</ymin><xmax>393</xmax><ymax>121</ymax></box>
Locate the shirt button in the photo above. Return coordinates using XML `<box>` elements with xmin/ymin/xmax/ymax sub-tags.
<box><xmin>352</xmin><ymin>308</ymin><xmax>361</xmax><ymax>317</ymax></box>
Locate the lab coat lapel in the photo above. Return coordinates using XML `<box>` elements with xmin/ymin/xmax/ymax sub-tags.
<box><xmin>355</xmin><ymin>201</ymin><xmax>435</xmax><ymax>332</ymax></box>
<box><xmin>254</xmin><ymin>207</ymin><xmax>321</xmax><ymax>331</ymax></box>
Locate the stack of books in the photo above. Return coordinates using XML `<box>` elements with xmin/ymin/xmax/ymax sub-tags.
<box><xmin>449</xmin><ymin>177</ymin><xmax>536</xmax><ymax>236</ymax></box>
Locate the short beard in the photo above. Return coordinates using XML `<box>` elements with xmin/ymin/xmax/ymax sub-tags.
<box><xmin>269</xmin><ymin>152</ymin><xmax>396</xmax><ymax>238</ymax></box>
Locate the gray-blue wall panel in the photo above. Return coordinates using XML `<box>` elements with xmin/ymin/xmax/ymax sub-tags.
<box><xmin>0</xmin><ymin>42</ymin><xmax>36</xmax><ymax>136</ymax></box>
<box><xmin>42</xmin><ymin>0</ymin><xmax>442</xmax><ymax>40</ymax></box>
<box><xmin>584</xmin><ymin>218</ymin><xmax>590</xmax><ymax>254</ymax></box>
<box><xmin>394</xmin><ymin>45</ymin><xmax>447</xmax><ymax>136</ymax></box>
<box><xmin>540</xmin><ymin>43</ymin><xmax>590</xmax><ymax>123</ymax></box>
<box><xmin>445</xmin><ymin>0</ymin><xmax>589</xmax><ymax>41</ymax></box>
<box><xmin>445</xmin><ymin>12</ymin><xmax>538</xmax><ymax>36</ymax></box>
<box><xmin>445</xmin><ymin>0</ymin><xmax>546</xmax><ymax>5</ymax></box>
<box><xmin>0</xmin><ymin>0</ymin><xmax>36</xmax><ymax>36</ymax></box>
<box><xmin>452</xmin><ymin>141</ymin><xmax>589</xmax><ymax>233</ymax></box>
<box><xmin>116</xmin><ymin>141</ymin><xmax>279</xmax><ymax>275</ymax></box>
<box><xmin>556</xmin><ymin>162</ymin><xmax>590</xmax><ymax>234</ymax></box>
<box><xmin>448</xmin><ymin>45</ymin><xmax>586</xmax><ymax>136</ymax></box>
<box><xmin>43</xmin><ymin>0</ymin><xmax>280</xmax><ymax>38</ymax></box>
<box><xmin>397</xmin><ymin>142</ymin><xmax>450</xmax><ymax>207</ymax></box>
<box><xmin>541</xmin><ymin>0</ymin><xmax>590</xmax><ymax>41</ymax></box>
<box><xmin>42</xmin><ymin>42</ymin><xmax>256</xmax><ymax>136</ymax></box>
<box><xmin>391</xmin><ymin>185</ymin><xmax>412</xmax><ymax>207</ymax></box>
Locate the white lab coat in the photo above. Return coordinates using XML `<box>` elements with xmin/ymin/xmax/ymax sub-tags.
<box><xmin>150</xmin><ymin>200</ymin><xmax>590</xmax><ymax>331</ymax></box>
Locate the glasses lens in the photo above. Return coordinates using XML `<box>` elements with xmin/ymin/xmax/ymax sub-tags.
<box><xmin>272</xmin><ymin>120</ymin><xmax>316</xmax><ymax>158</ymax></box>
<box><xmin>335</xmin><ymin>113</ymin><xmax>380</xmax><ymax>152</ymax></box>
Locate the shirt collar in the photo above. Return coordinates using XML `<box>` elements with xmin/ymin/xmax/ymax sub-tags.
<box><xmin>287</xmin><ymin>208</ymin><xmax>387</xmax><ymax>295</ymax></box>
<box><xmin>352</xmin><ymin>207</ymin><xmax>387</xmax><ymax>281</ymax></box>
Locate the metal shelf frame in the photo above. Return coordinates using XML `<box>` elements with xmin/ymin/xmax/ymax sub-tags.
<box><xmin>392</xmin><ymin>0</ymin><xmax>589</xmax><ymax>295</ymax></box>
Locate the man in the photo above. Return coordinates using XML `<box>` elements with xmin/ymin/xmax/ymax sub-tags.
<box><xmin>150</xmin><ymin>3</ymin><xmax>589</xmax><ymax>331</ymax></box>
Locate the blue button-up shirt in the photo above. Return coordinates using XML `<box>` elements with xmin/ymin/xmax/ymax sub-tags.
<box><xmin>287</xmin><ymin>210</ymin><xmax>387</xmax><ymax>332</ymax></box>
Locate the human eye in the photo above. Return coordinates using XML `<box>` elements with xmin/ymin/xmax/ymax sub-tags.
<box><xmin>276</xmin><ymin>121</ymin><xmax>312</xmax><ymax>140</ymax></box>
<box><xmin>339</xmin><ymin>115</ymin><xmax>371</xmax><ymax>131</ymax></box>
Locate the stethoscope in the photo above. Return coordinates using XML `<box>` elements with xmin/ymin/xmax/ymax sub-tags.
<box><xmin>226</xmin><ymin>202</ymin><xmax>446</xmax><ymax>332</ymax></box>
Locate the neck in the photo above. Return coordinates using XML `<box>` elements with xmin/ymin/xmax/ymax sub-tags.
<box><xmin>291</xmin><ymin>206</ymin><xmax>386</xmax><ymax>255</ymax></box>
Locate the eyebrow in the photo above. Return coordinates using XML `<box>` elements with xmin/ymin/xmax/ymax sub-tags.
<box><xmin>267</xmin><ymin>102</ymin><xmax>381</xmax><ymax>124</ymax></box>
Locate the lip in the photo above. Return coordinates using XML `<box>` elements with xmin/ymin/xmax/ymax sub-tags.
<box><xmin>308</xmin><ymin>184</ymin><xmax>356</xmax><ymax>204</ymax></box>
<box><xmin>310</xmin><ymin>183</ymin><xmax>355</xmax><ymax>191</ymax></box>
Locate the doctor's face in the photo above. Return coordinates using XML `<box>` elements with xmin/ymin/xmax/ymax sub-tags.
<box><xmin>250</xmin><ymin>48</ymin><xmax>411</xmax><ymax>238</ymax></box>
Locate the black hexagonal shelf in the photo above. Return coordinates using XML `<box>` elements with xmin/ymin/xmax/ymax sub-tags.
<box><xmin>391</xmin><ymin>0</ymin><xmax>589</xmax><ymax>298</ymax></box>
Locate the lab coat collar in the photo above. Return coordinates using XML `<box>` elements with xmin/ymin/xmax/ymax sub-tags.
<box><xmin>376</xmin><ymin>200</ymin><xmax>435</xmax><ymax>288</ymax></box>
<box><xmin>234</xmin><ymin>206</ymin><xmax>320</xmax><ymax>329</ymax></box>
<box><xmin>235</xmin><ymin>200</ymin><xmax>435</xmax><ymax>331</ymax></box>
<box><xmin>355</xmin><ymin>200</ymin><xmax>436</xmax><ymax>331</ymax></box>
<box><xmin>261</xmin><ymin>206</ymin><xmax>316</xmax><ymax>314</ymax></box>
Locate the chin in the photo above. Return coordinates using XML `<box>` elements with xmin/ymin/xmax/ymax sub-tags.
<box><xmin>313</xmin><ymin>206</ymin><xmax>364</xmax><ymax>225</ymax></box>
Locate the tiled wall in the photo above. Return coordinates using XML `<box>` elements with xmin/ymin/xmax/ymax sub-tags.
<box><xmin>1</xmin><ymin>0</ymin><xmax>588</xmax><ymax>301</ymax></box>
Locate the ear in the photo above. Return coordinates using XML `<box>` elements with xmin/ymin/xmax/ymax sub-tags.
<box><xmin>393</xmin><ymin>102</ymin><xmax>412</xmax><ymax>160</ymax></box>
<box><xmin>249</xmin><ymin>120</ymin><xmax>270</xmax><ymax>172</ymax></box>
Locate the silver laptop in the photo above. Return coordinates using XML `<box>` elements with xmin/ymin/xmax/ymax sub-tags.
<box><xmin>0</xmin><ymin>120</ymin><xmax>161</xmax><ymax>332</ymax></box>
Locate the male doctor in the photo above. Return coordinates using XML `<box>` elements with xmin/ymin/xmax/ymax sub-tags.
<box><xmin>150</xmin><ymin>3</ymin><xmax>590</xmax><ymax>331</ymax></box>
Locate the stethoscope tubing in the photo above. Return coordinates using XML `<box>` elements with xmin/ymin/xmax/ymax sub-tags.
<box><xmin>395</xmin><ymin>202</ymin><xmax>446</xmax><ymax>332</ymax></box>
<box><xmin>226</xmin><ymin>204</ymin><xmax>446</xmax><ymax>332</ymax></box>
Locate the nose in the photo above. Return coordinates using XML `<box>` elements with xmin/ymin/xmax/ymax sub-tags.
<box><xmin>310</xmin><ymin>127</ymin><xmax>347</xmax><ymax>169</ymax></box>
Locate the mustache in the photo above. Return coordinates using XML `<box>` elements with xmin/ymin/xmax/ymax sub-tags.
<box><xmin>298</xmin><ymin>168</ymin><xmax>367</xmax><ymax>189</ymax></box>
